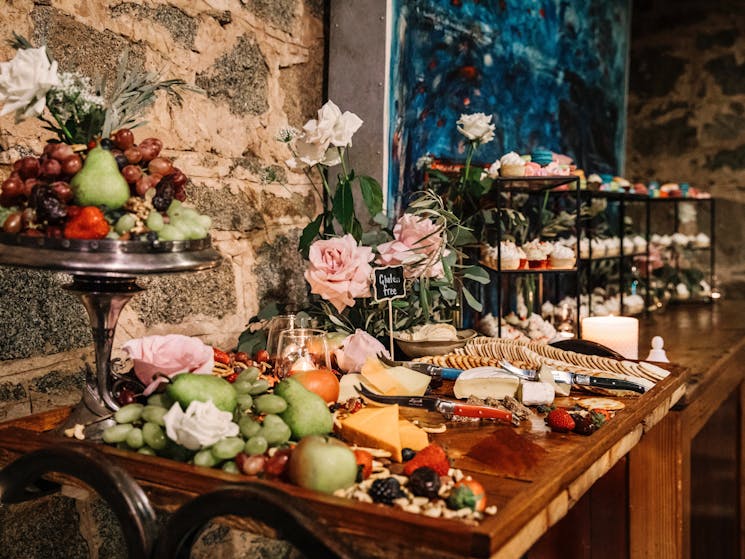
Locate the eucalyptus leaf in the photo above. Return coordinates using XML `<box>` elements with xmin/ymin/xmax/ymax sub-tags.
<box><xmin>463</xmin><ymin>265</ymin><xmax>490</xmax><ymax>284</ymax></box>
<box><xmin>461</xmin><ymin>285</ymin><xmax>483</xmax><ymax>312</ymax></box>
<box><xmin>359</xmin><ymin>175</ymin><xmax>383</xmax><ymax>216</ymax></box>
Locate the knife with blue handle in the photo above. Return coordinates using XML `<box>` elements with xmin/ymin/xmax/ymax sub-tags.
<box><xmin>376</xmin><ymin>353</ymin><xmax>462</xmax><ymax>380</ymax></box>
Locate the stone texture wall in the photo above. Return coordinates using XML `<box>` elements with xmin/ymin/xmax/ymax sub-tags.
<box><xmin>0</xmin><ymin>0</ymin><xmax>324</xmax><ymax>421</ymax></box>
<box><xmin>626</xmin><ymin>0</ymin><xmax>745</xmax><ymax>291</ymax></box>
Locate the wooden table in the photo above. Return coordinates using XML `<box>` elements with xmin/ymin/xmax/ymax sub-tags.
<box><xmin>630</xmin><ymin>300</ymin><xmax>745</xmax><ymax>559</ymax></box>
<box><xmin>0</xmin><ymin>350</ymin><xmax>688</xmax><ymax>558</ymax></box>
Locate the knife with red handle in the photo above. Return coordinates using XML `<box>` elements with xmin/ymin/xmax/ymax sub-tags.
<box><xmin>355</xmin><ymin>385</ymin><xmax>513</xmax><ymax>423</ymax></box>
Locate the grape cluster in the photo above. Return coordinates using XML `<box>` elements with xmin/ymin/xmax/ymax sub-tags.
<box><xmin>1</xmin><ymin>128</ymin><xmax>210</xmax><ymax>241</ymax></box>
<box><xmin>102</xmin><ymin>367</ymin><xmax>294</xmax><ymax>478</ymax></box>
<box><xmin>0</xmin><ymin>144</ymin><xmax>81</xmax><ymax>234</ymax></box>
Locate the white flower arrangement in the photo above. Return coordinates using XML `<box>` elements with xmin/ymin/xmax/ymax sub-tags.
<box><xmin>163</xmin><ymin>400</ymin><xmax>239</xmax><ymax>451</ymax></box>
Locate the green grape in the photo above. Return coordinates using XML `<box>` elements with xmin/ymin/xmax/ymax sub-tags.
<box><xmin>253</xmin><ymin>394</ymin><xmax>287</xmax><ymax>415</ymax></box>
<box><xmin>158</xmin><ymin>224</ymin><xmax>186</xmax><ymax>241</ymax></box>
<box><xmin>232</xmin><ymin>380</ymin><xmax>254</xmax><ymax>395</ymax></box>
<box><xmin>211</xmin><ymin>437</ymin><xmax>245</xmax><ymax>460</ymax></box>
<box><xmin>258</xmin><ymin>414</ymin><xmax>291</xmax><ymax>446</ymax></box>
<box><xmin>142</xmin><ymin>422</ymin><xmax>167</xmax><ymax>450</ymax></box>
<box><xmin>147</xmin><ymin>393</ymin><xmax>174</xmax><ymax>408</ymax></box>
<box><xmin>166</xmin><ymin>199</ymin><xmax>183</xmax><ymax>218</ymax></box>
<box><xmin>141</xmin><ymin>405</ymin><xmax>167</xmax><ymax>426</ymax></box>
<box><xmin>247</xmin><ymin>379</ymin><xmax>270</xmax><ymax>395</ymax></box>
<box><xmin>222</xmin><ymin>460</ymin><xmax>239</xmax><ymax>474</ymax></box>
<box><xmin>103</xmin><ymin>423</ymin><xmax>134</xmax><ymax>444</ymax></box>
<box><xmin>137</xmin><ymin>446</ymin><xmax>156</xmax><ymax>456</ymax></box>
<box><xmin>125</xmin><ymin>427</ymin><xmax>144</xmax><ymax>449</ymax></box>
<box><xmin>236</xmin><ymin>394</ymin><xmax>253</xmax><ymax>411</ymax></box>
<box><xmin>236</xmin><ymin>367</ymin><xmax>260</xmax><ymax>384</ymax></box>
<box><xmin>239</xmin><ymin>416</ymin><xmax>261</xmax><ymax>438</ymax></box>
<box><xmin>193</xmin><ymin>448</ymin><xmax>219</xmax><ymax>468</ymax></box>
<box><xmin>244</xmin><ymin>436</ymin><xmax>268</xmax><ymax>456</ymax></box>
<box><xmin>114</xmin><ymin>403</ymin><xmax>144</xmax><ymax>424</ymax></box>
<box><xmin>115</xmin><ymin>213</ymin><xmax>137</xmax><ymax>235</ymax></box>
<box><xmin>146</xmin><ymin>210</ymin><xmax>165</xmax><ymax>232</ymax></box>
<box><xmin>173</xmin><ymin>219</ymin><xmax>205</xmax><ymax>240</ymax></box>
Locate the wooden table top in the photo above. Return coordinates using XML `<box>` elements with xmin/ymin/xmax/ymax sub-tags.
<box><xmin>5</xmin><ymin>300</ymin><xmax>744</xmax><ymax>559</ymax></box>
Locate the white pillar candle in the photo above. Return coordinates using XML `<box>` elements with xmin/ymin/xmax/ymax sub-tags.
<box><xmin>581</xmin><ymin>316</ymin><xmax>639</xmax><ymax>359</ymax></box>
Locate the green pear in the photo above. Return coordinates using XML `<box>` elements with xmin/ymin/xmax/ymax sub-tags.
<box><xmin>70</xmin><ymin>146</ymin><xmax>130</xmax><ymax>209</ymax></box>
<box><xmin>166</xmin><ymin>373</ymin><xmax>238</xmax><ymax>413</ymax></box>
<box><xmin>274</xmin><ymin>378</ymin><xmax>333</xmax><ymax>440</ymax></box>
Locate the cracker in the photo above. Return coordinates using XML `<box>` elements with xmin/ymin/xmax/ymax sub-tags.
<box><xmin>576</xmin><ymin>397</ymin><xmax>626</xmax><ymax>411</ymax></box>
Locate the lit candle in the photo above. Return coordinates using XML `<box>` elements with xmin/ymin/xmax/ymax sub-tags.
<box><xmin>581</xmin><ymin>316</ymin><xmax>639</xmax><ymax>359</ymax></box>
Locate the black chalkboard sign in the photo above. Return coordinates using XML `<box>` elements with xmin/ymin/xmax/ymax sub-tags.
<box><xmin>373</xmin><ymin>266</ymin><xmax>406</xmax><ymax>302</ymax></box>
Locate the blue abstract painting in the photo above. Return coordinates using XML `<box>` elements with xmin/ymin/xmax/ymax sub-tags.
<box><xmin>387</xmin><ymin>0</ymin><xmax>630</xmax><ymax>214</ymax></box>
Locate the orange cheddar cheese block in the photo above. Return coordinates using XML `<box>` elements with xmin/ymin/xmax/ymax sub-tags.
<box><xmin>338</xmin><ymin>404</ymin><xmax>402</xmax><ymax>461</ymax></box>
<box><xmin>398</xmin><ymin>419</ymin><xmax>429</xmax><ymax>451</ymax></box>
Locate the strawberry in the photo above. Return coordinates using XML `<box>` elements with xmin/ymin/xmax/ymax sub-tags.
<box><xmin>213</xmin><ymin>347</ymin><xmax>231</xmax><ymax>365</ymax></box>
<box><xmin>546</xmin><ymin>408</ymin><xmax>575</xmax><ymax>433</ymax></box>
<box><xmin>403</xmin><ymin>443</ymin><xmax>450</xmax><ymax>476</ymax></box>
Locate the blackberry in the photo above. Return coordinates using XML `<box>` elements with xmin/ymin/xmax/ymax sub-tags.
<box><xmin>369</xmin><ymin>477</ymin><xmax>404</xmax><ymax>505</ymax></box>
<box><xmin>401</xmin><ymin>448</ymin><xmax>416</xmax><ymax>462</ymax></box>
<box><xmin>407</xmin><ymin>467</ymin><xmax>440</xmax><ymax>499</ymax></box>
<box><xmin>100</xmin><ymin>138</ymin><xmax>114</xmax><ymax>150</ymax></box>
<box><xmin>115</xmin><ymin>153</ymin><xmax>128</xmax><ymax>170</ymax></box>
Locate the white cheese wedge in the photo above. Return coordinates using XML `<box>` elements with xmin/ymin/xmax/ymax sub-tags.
<box><xmin>360</xmin><ymin>357</ymin><xmax>431</xmax><ymax>396</ymax></box>
<box><xmin>453</xmin><ymin>368</ymin><xmax>520</xmax><ymax>400</ymax></box>
<box><xmin>337</xmin><ymin>373</ymin><xmax>364</xmax><ymax>403</ymax></box>
<box><xmin>519</xmin><ymin>380</ymin><xmax>555</xmax><ymax>406</ymax></box>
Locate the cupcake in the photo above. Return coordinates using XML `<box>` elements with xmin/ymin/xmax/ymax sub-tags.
<box><xmin>622</xmin><ymin>237</ymin><xmax>634</xmax><ymax>255</ymax></box>
<box><xmin>524</xmin><ymin>240</ymin><xmax>550</xmax><ymax>269</ymax></box>
<box><xmin>633</xmin><ymin>235</ymin><xmax>647</xmax><ymax>253</ymax></box>
<box><xmin>517</xmin><ymin>245</ymin><xmax>528</xmax><ymax>269</ymax></box>
<box><xmin>549</xmin><ymin>244</ymin><xmax>576</xmax><ymax>269</ymax></box>
<box><xmin>499</xmin><ymin>241</ymin><xmax>521</xmax><ymax>270</ymax></box>
<box><xmin>590</xmin><ymin>238</ymin><xmax>607</xmax><ymax>258</ymax></box>
<box><xmin>695</xmin><ymin>232</ymin><xmax>710</xmax><ymax>248</ymax></box>
<box><xmin>604</xmin><ymin>237</ymin><xmax>620</xmax><ymax>257</ymax></box>
<box><xmin>500</xmin><ymin>151</ymin><xmax>526</xmax><ymax>177</ymax></box>
<box><xmin>579</xmin><ymin>238</ymin><xmax>590</xmax><ymax>259</ymax></box>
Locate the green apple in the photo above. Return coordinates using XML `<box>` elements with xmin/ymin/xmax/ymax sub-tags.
<box><xmin>287</xmin><ymin>435</ymin><xmax>358</xmax><ymax>494</ymax></box>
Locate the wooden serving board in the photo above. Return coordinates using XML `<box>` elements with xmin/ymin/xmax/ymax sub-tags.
<box><xmin>0</xmin><ymin>364</ymin><xmax>688</xmax><ymax>559</ymax></box>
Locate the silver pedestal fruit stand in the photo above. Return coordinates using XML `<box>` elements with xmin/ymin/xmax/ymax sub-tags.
<box><xmin>0</xmin><ymin>233</ymin><xmax>222</xmax><ymax>439</ymax></box>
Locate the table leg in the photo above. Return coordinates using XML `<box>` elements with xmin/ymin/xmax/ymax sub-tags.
<box><xmin>629</xmin><ymin>411</ymin><xmax>689</xmax><ymax>559</ymax></box>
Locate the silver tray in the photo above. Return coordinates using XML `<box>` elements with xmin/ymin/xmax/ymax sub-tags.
<box><xmin>0</xmin><ymin>232</ymin><xmax>222</xmax><ymax>277</ymax></box>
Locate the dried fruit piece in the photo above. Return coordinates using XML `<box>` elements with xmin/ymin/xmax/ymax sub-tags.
<box><xmin>407</xmin><ymin>466</ymin><xmax>440</xmax><ymax>499</ymax></box>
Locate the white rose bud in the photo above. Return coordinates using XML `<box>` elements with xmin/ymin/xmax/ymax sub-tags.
<box><xmin>0</xmin><ymin>46</ymin><xmax>60</xmax><ymax>122</ymax></box>
<box><xmin>457</xmin><ymin>112</ymin><xmax>496</xmax><ymax>145</ymax></box>
<box><xmin>163</xmin><ymin>400</ymin><xmax>239</xmax><ymax>450</ymax></box>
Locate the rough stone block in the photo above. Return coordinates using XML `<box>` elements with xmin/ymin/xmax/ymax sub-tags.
<box><xmin>254</xmin><ymin>231</ymin><xmax>309</xmax><ymax>311</ymax></box>
<box><xmin>0</xmin><ymin>268</ymin><xmax>90</xmax><ymax>361</ymax></box>
<box><xmin>110</xmin><ymin>2</ymin><xmax>197</xmax><ymax>49</ymax></box>
<box><xmin>196</xmin><ymin>34</ymin><xmax>269</xmax><ymax>116</ymax></box>
<box><xmin>186</xmin><ymin>182</ymin><xmax>263</xmax><ymax>233</ymax></box>
<box><xmin>0</xmin><ymin>495</ymin><xmax>89</xmax><ymax>559</ymax></box>
<box><xmin>130</xmin><ymin>264</ymin><xmax>237</xmax><ymax>328</ymax></box>
<box><xmin>27</xmin><ymin>367</ymin><xmax>84</xmax><ymax>413</ymax></box>
<box><xmin>242</xmin><ymin>0</ymin><xmax>299</xmax><ymax>30</ymax></box>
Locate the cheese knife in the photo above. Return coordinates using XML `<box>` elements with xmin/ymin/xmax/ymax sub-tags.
<box><xmin>376</xmin><ymin>353</ymin><xmax>462</xmax><ymax>380</ymax></box>
<box><xmin>355</xmin><ymin>385</ymin><xmax>513</xmax><ymax>423</ymax></box>
<box><xmin>499</xmin><ymin>360</ymin><xmax>647</xmax><ymax>394</ymax></box>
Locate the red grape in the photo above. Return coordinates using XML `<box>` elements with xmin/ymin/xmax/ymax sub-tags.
<box><xmin>50</xmin><ymin>143</ymin><xmax>74</xmax><ymax>162</ymax></box>
<box><xmin>49</xmin><ymin>181</ymin><xmax>73</xmax><ymax>203</ymax></box>
<box><xmin>264</xmin><ymin>449</ymin><xmax>291</xmax><ymax>477</ymax></box>
<box><xmin>113</xmin><ymin>129</ymin><xmax>135</xmax><ymax>150</ymax></box>
<box><xmin>15</xmin><ymin>157</ymin><xmax>40</xmax><ymax>180</ymax></box>
<box><xmin>2</xmin><ymin>176</ymin><xmax>24</xmax><ymax>199</ymax></box>
<box><xmin>121</xmin><ymin>165</ymin><xmax>143</xmax><ymax>184</ymax></box>
<box><xmin>40</xmin><ymin>158</ymin><xmax>62</xmax><ymax>178</ymax></box>
<box><xmin>61</xmin><ymin>154</ymin><xmax>82</xmax><ymax>175</ymax></box>
<box><xmin>116</xmin><ymin>388</ymin><xmax>137</xmax><ymax>406</ymax></box>
<box><xmin>148</xmin><ymin>157</ymin><xmax>173</xmax><ymax>176</ymax></box>
<box><xmin>138</xmin><ymin>138</ymin><xmax>163</xmax><ymax>162</ymax></box>
<box><xmin>135</xmin><ymin>175</ymin><xmax>159</xmax><ymax>197</ymax></box>
<box><xmin>170</xmin><ymin>168</ymin><xmax>188</xmax><ymax>187</ymax></box>
<box><xmin>2</xmin><ymin>212</ymin><xmax>23</xmax><ymax>233</ymax></box>
<box><xmin>124</xmin><ymin>146</ymin><xmax>143</xmax><ymax>164</ymax></box>
<box><xmin>22</xmin><ymin>178</ymin><xmax>38</xmax><ymax>198</ymax></box>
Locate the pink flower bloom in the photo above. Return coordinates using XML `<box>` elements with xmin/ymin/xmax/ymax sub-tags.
<box><xmin>334</xmin><ymin>329</ymin><xmax>389</xmax><ymax>373</ymax></box>
<box><xmin>305</xmin><ymin>234</ymin><xmax>374</xmax><ymax>313</ymax></box>
<box><xmin>376</xmin><ymin>213</ymin><xmax>447</xmax><ymax>278</ymax></box>
<box><xmin>122</xmin><ymin>335</ymin><xmax>214</xmax><ymax>396</ymax></box>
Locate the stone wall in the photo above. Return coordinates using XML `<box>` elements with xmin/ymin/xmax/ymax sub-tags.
<box><xmin>0</xmin><ymin>0</ymin><xmax>324</xmax><ymax>421</ymax></box>
<box><xmin>626</xmin><ymin>0</ymin><xmax>745</xmax><ymax>292</ymax></box>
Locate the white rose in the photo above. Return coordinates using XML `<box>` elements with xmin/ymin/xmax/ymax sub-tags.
<box><xmin>328</xmin><ymin>110</ymin><xmax>363</xmax><ymax>147</ymax></box>
<box><xmin>287</xmin><ymin>136</ymin><xmax>328</xmax><ymax>168</ymax></box>
<box><xmin>0</xmin><ymin>47</ymin><xmax>60</xmax><ymax>122</ymax></box>
<box><xmin>457</xmin><ymin>113</ymin><xmax>495</xmax><ymax>144</ymax></box>
<box><xmin>163</xmin><ymin>400</ymin><xmax>239</xmax><ymax>450</ymax></box>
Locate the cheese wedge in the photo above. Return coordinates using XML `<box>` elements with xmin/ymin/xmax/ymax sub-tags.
<box><xmin>338</xmin><ymin>404</ymin><xmax>403</xmax><ymax>461</ymax></box>
<box><xmin>361</xmin><ymin>357</ymin><xmax>431</xmax><ymax>396</ymax></box>
<box><xmin>337</xmin><ymin>373</ymin><xmax>364</xmax><ymax>403</ymax></box>
<box><xmin>519</xmin><ymin>380</ymin><xmax>555</xmax><ymax>406</ymax></box>
<box><xmin>453</xmin><ymin>368</ymin><xmax>520</xmax><ymax>400</ymax></box>
<box><xmin>398</xmin><ymin>419</ymin><xmax>429</xmax><ymax>451</ymax></box>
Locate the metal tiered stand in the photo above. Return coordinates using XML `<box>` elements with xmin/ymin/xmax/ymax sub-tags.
<box><xmin>0</xmin><ymin>233</ymin><xmax>221</xmax><ymax>438</ymax></box>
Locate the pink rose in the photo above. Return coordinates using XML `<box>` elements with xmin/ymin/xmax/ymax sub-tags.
<box><xmin>333</xmin><ymin>329</ymin><xmax>389</xmax><ymax>373</ymax></box>
<box><xmin>122</xmin><ymin>335</ymin><xmax>214</xmax><ymax>396</ymax></box>
<box><xmin>376</xmin><ymin>213</ymin><xmax>447</xmax><ymax>278</ymax></box>
<box><xmin>305</xmin><ymin>234</ymin><xmax>374</xmax><ymax>313</ymax></box>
